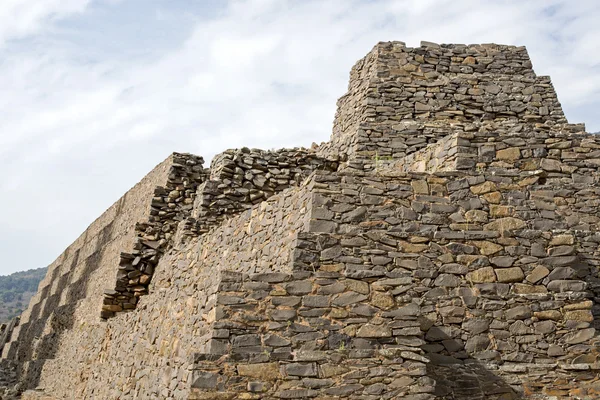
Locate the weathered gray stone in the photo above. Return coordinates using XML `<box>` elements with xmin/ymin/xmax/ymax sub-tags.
<box><xmin>357</xmin><ymin>324</ymin><xmax>392</xmax><ymax>338</ymax></box>
<box><xmin>505</xmin><ymin>306</ymin><xmax>532</xmax><ymax>320</ymax></box>
<box><xmin>563</xmin><ymin>328</ymin><xmax>596</xmax><ymax>344</ymax></box>
<box><xmin>547</xmin><ymin>280</ymin><xmax>586</xmax><ymax>292</ymax></box>
<box><xmin>285</xmin><ymin>363</ymin><xmax>318</xmax><ymax>377</ymax></box>
<box><xmin>462</xmin><ymin>319</ymin><xmax>490</xmax><ymax>335</ymax></box>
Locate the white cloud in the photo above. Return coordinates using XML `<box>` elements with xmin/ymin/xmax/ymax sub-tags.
<box><xmin>0</xmin><ymin>0</ymin><xmax>599</xmax><ymax>275</ymax></box>
<box><xmin>0</xmin><ymin>0</ymin><xmax>91</xmax><ymax>45</ymax></box>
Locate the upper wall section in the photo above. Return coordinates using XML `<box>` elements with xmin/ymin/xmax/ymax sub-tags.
<box><xmin>317</xmin><ymin>40</ymin><xmax>585</xmax><ymax>162</ymax></box>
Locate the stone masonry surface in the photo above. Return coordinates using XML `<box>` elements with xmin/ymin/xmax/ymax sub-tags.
<box><xmin>2</xmin><ymin>40</ymin><xmax>600</xmax><ymax>400</ymax></box>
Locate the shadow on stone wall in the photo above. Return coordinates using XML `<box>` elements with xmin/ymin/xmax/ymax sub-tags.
<box><xmin>426</xmin><ymin>359</ymin><xmax>520</xmax><ymax>400</ymax></box>
<box><xmin>13</xmin><ymin>204</ymin><xmax>119</xmax><ymax>391</ymax></box>
<box><xmin>424</xmin><ymin>252</ymin><xmax>600</xmax><ymax>400</ymax></box>
<box><xmin>423</xmin><ymin>327</ymin><xmax>520</xmax><ymax>399</ymax></box>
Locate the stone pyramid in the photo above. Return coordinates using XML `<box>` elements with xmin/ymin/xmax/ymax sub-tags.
<box><xmin>2</xmin><ymin>41</ymin><xmax>600</xmax><ymax>399</ymax></box>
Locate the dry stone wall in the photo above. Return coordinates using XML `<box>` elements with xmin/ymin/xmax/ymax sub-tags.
<box><xmin>194</xmin><ymin>180</ymin><xmax>314</xmax><ymax>276</ymax></box>
<box><xmin>306</xmin><ymin>168</ymin><xmax>600</xmax><ymax>397</ymax></box>
<box><xmin>102</xmin><ymin>152</ymin><xmax>206</xmax><ymax>318</ymax></box>
<box><xmin>0</xmin><ymin>318</ymin><xmax>19</xmax><ymax>357</ymax></box>
<box><xmin>3</xmin><ymin>40</ymin><xmax>600</xmax><ymax>400</ymax></box>
<box><xmin>186</xmin><ymin>157</ymin><xmax>600</xmax><ymax>399</ymax></box>
<box><xmin>183</xmin><ymin>147</ymin><xmax>336</xmax><ymax>237</ymax></box>
<box><xmin>317</xmin><ymin>41</ymin><xmax>582</xmax><ymax>166</ymax></box>
<box><xmin>25</xmin><ymin>181</ymin><xmax>317</xmax><ymax>399</ymax></box>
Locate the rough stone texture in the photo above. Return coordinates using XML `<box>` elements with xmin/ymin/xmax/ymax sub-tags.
<box><xmin>2</xmin><ymin>40</ymin><xmax>600</xmax><ymax>400</ymax></box>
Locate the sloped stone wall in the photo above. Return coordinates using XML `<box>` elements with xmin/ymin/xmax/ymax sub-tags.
<box><xmin>0</xmin><ymin>317</ymin><xmax>19</xmax><ymax>357</ymax></box>
<box><xmin>1</xmin><ymin>154</ymin><xmax>176</xmax><ymax>392</ymax></box>
<box><xmin>22</xmin><ymin>181</ymin><xmax>315</xmax><ymax>399</ymax></box>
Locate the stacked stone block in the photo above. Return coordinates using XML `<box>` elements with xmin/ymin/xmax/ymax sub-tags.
<box><xmin>102</xmin><ymin>152</ymin><xmax>206</xmax><ymax>318</ymax></box>
<box><xmin>182</xmin><ymin>147</ymin><xmax>337</xmax><ymax>237</ymax></box>
<box><xmin>190</xmin><ymin>267</ymin><xmax>433</xmax><ymax>400</ymax></box>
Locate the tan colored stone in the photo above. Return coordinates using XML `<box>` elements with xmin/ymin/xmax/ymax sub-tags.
<box><xmin>190</xmin><ymin>392</ymin><xmax>237</xmax><ymax>400</ymax></box>
<box><xmin>237</xmin><ymin>363</ymin><xmax>282</xmax><ymax>380</ymax></box>
<box><xmin>526</xmin><ymin>265</ymin><xmax>550</xmax><ymax>283</ymax></box>
<box><xmin>495</xmin><ymin>267</ymin><xmax>524</xmax><ymax>283</ymax></box>
<box><xmin>518</xmin><ymin>176</ymin><xmax>539</xmax><ymax>187</ymax></box>
<box><xmin>399</xmin><ymin>241</ymin><xmax>428</xmax><ymax>252</ymax></box>
<box><xmin>513</xmin><ymin>283</ymin><xmax>547</xmax><ymax>294</ymax></box>
<box><xmin>564</xmin><ymin>300</ymin><xmax>593</xmax><ymax>311</ymax></box>
<box><xmin>467</xmin><ymin>267</ymin><xmax>496</xmax><ymax>283</ymax></box>
<box><xmin>449</xmin><ymin>223</ymin><xmax>475</xmax><ymax>231</ymax></box>
<box><xmin>371</xmin><ymin>292</ymin><xmax>396</xmax><ymax>310</ymax></box>
<box><xmin>471</xmin><ymin>181</ymin><xmax>497</xmax><ymax>195</ymax></box>
<box><xmin>520</xmin><ymin>160</ymin><xmax>539</xmax><ymax>171</ymax></box>
<box><xmin>496</xmin><ymin>147</ymin><xmax>521</xmax><ymax>162</ymax></box>
<box><xmin>483</xmin><ymin>191</ymin><xmax>503</xmax><ymax>204</ymax></box>
<box><xmin>490</xmin><ymin>205</ymin><xmax>513</xmax><ymax>217</ymax></box>
<box><xmin>389</xmin><ymin>377</ymin><xmax>415</xmax><ymax>388</ymax></box>
<box><xmin>554</xmin><ymin>197</ymin><xmax>568</xmax><ymax>206</ymax></box>
<box><xmin>564</xmin><ymin>310</ymin><xmax>593</xmax><ymax>322</ymax></box>
<box><xmin>345</xmin><ymin>279</ymin><xmax>369</xmax><ymax>294</ymax></box>
<box><xmin>403</xmin><ymin>63</ymin><xmax>417</xmax><ymax>72</ymax></box>
<box><xmin>465</xmin><ymin>210</ymin><xmax>488</xmax><ymax>223</ymax></box>
<box><xmin>427</xmin><ymin>176</ymin><xmax>448</xmax><ymax>184</ymax></box>
<box><xmin>463</xmin><ymin>56</ymin><xmax>476</xmax><ymax>64</ymax></box>
<box><xmin>409</xmin><ymin>236</ymin><xmax>429</xmax><ymax>243</ymax></box>
<box><xmin>540</xmin><ymin>158</ymin><xmax>562</xmax><ymax>172</ymax></box>
<box><xmin>320</xmin><ymin>263</ymin><xmax>343</xmax><ymax>272</ymax></box>
<box><xmin>534</xmin><ymin>310</ymin><xmax>562</xmax><ymax>321</ymax></box>
<box><xmin>411</xmin><ymin>180</ymin><xmax>429</xmax><ymax>194</ymax></box>
<box><xmin>550</xmin><ymin>234</ymin><xmax>575</xmax><ymax>246</ymax></box>
<box><xmin>341</xmin><ymin>325</ymin><xmax>357</xmax><ymax>337</ymax></box>
<box><xmin>473</xmin><ymin>240</ymin><xmax>503</xmax><ymax>256</ymax></box>
<box><xmin>329</xmin><ymin>308</ymin><xmax>348</xmax><ymax>319</ymax></box>
<box><xmin>320</xmin><ymin>364</ymin><xmax>349</xmax><ymax>378</ymax></box>
<box><xmin>497</xmin><ymin>237</ymin><xmax>519</xmax><ymax>246</ymax></box>
<box><xmin>357</xmin><ymin>324</ymin><xmax>392</xmax><ymax>338</ymax></box>
<box><xmin>484</xmin><ymin>217</ymin><xmax>527</xmax><ymax>232</ymax></box>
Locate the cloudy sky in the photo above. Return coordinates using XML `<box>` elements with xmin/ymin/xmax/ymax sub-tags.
<box><xmin>1</xmin><ymin>0</ymin><xmax>599</xmax><ymax>276</ymax></box>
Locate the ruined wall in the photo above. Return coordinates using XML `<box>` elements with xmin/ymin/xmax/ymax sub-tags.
<box><xmin>183</xmin><ymin>147</ymin><xmax>336</xmax><ymax>237</ymax></box>
<box><xmin>30</xmin><ymin>180</ymin><xmax>316</xmax><ymax>399</ymax></box>
<box><xmin>3</xmin><ymin>41</ymin><xmax>600</xmax><ymax>400</ymax></box>
<box><xmin>102</xmin><ymin>153</ymin><xmax>206</xmax><ymax>318</ymax></box>
<box><xmin>0</xmin><ymin>317</ymin><xmax>19</xmax><ymax>357</ymax></box>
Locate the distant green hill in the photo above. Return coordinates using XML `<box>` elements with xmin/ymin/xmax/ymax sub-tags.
<box><xmin>0</xmin><ymin>267</ymin><xmax>47</xmax><ymax>323</ymax></box>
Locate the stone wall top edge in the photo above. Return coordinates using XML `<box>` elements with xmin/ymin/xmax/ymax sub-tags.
<box><xmin>371</xmin><ymin>40</ymin><xmax>529</xmax><ymax>53</ymax></box>
<box><xmin>206</xmin><ymin>146</ymin><xmax>334</xmax><ymax>168</ymax></box>
<box><xmin>38</xmin><ymin>154</ymin><xmax>177</xmax><ymax>273</ymax></box>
